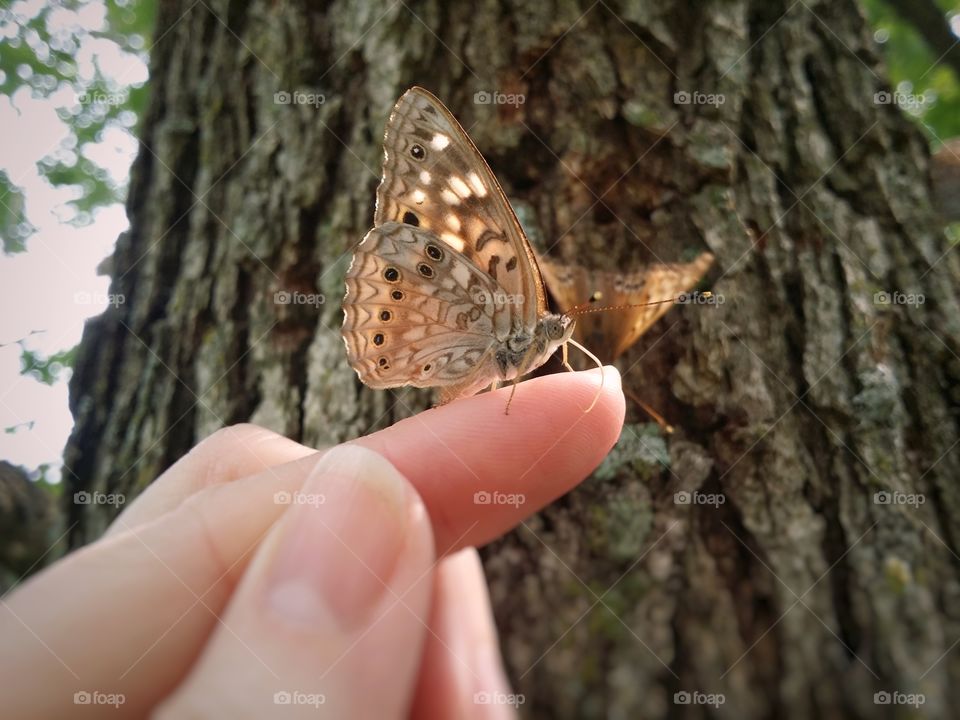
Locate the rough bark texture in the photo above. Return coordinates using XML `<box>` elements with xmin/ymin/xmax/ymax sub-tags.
<box><xmin>62</xmin><ymin>0</ymin><xmax>960</xmax><ymax>718</ymax></box>
<box><xmin>0</xmin><ymin>461</ymin><xmax>59</xmax><ymax>593</ymax></box>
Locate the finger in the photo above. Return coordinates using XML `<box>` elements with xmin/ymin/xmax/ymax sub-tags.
<box><xmin>357</xmin><ymin>367</ymin><xmax>625</xmax><ymax>551</ymax></box>
<box><xmin>118</xmin><ymin>367</ymin><xmax>621</xmax><ymax>553</ymax></box>
<box><xmin>156</xmin><ymin>445</ymin><xmax>435</xmax><ymax>719</ymax></box>
<box><xmin>411</xmin><ymin>548</ymin><xmax>519</xmax><ymax>720</ymax></box>
<box><xmin>0</xmin><ymin>370</ymin><xmax>621</xmax><ymax>716</ymax></box>
<box><xmin>108</xmin><ymin>423</ymin><xmax>318</xmax><ymax>533</ymax></box>
<box><xmin>0</xmin><ymin>453</ymin><xmax>319</xmax><ymax>719</ymax></box>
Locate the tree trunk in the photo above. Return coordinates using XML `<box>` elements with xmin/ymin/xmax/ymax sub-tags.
<box><xmin>63</xmin><ymin>0</ymin><xmax>960</xmax><ymax>717</ymax></box>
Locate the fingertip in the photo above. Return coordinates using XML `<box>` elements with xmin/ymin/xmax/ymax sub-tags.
<box><xmin>572</xmin><ymin>364</ymin><xmax>625</xmax><ymax>429</ymax></box>
<box><xmin>357</xmin><ymin>368</ymin><xmax>626</xmax><ymax>552</ymax></box>
<box><xmin>157</xmin><ymin>444</ymin><xmax>436</xmax><ymax>719</ymax></box>
<box><xmin>590</xmin><ymin>365</ymin><xmax>626</xmax><ymax>447</ymax></box>
<box><xmin>511</xmin><ymin>366</ymin><xmax>625</xmax><ymax>454</ymax></box>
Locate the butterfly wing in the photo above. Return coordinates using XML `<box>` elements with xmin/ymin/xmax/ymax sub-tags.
<box><xmin>343</xmin><ymin>222</ymin><xmax>505</xmax><ymax>390</ymax></box>
<box><xmin>375</xmin><ymin>86</ymin><xmax>546</xmax><ymax>327</ymax></box>
<box><xmin>539</xmin><ymin>253</ymin><xmax>715</xmax><ymax>360</ymax></box>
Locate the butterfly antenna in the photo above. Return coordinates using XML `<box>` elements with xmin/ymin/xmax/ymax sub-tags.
<box><xmin>563</xmin><ymin>290</ymin><xmax>605</xmax><ymax>317</ymax></box>
<box><xmin>565</xmin><ymin>292</ymin><xmax>713</xmax><ymax>318</ymax></box>
<box><xmin>567</xmin><ymin>338</ymin><xmax>604</xmax><ymax>413</ymax></box>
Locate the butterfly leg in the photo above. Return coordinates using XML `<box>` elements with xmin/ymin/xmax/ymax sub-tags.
<box><xmin>624</xmin><ymin>387</ymin><xmax>675</xmax><ymax>434</ymax></box>
<box><xmin>503</xmin><ymin>339</ymin><xmax>547</xmax><ymax>415</ymax></box>
<box><xmin>561</xmin><ymin>341</ymin><xmax>576</xmax><ymax>373</ymax></box>
<box><xmin>504</xmin><ymin>379</ymin><xmax>520</xmax><ymax>415</ymax></box>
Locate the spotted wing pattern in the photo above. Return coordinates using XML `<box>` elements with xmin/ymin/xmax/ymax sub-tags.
<box><xmin>375</xmin><ymin>86</ymin><xmax>546</xmax><ymax>328</ymax></box>
<box><xmin>343</xmin><ymin>222</ymin><xmax>508</xmax><ymax>390</ymax></box>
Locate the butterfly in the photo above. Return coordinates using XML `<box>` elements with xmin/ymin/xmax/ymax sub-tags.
<box><xmin>537</xmin><ymin>252</ymin><xmax>714</xmax><ymax>363</ymax></box>
<box><xmin>341</xmin><ymin>86</ymin><xmax>597</xmax><ymax>411</ymax></box>
<box><xmin>536</xmin><ymin>254</ymin><xmax>714</xmax><ymax>432</ymax></box>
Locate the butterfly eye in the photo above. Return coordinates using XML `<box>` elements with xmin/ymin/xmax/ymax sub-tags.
<box><xmin>544</xmin><ymin>319</ymin><xmax>565</xmax><ymax>340</ymax></box>
<box><xmin>383</xmin><ymin>267</ymin><xmax>400</xmax><ymax>282</ymax></box>
<box><xmin>373</xmin><ymin>333</ymin><xmax>385</xmax><ymax>346</ymax></box>
<box><xmin>410</xmin><ymin>144</ymin><xmax>425</xmax><ymax>160</ymax></box>
<box><xmin>403</xmin><ymin>211</ymin><xmax>420</xmax><ymax>226</ymax></box>
<box><xmin>379</xmin><ymin>310</ymin><xmax>392</xmax><ymax>321</ymax></box>
<box><xmin>417</xmin><ymin>262</ymin><xmax>435</xmax><ymax>278</ymax></box>
<box><xmin>391</xmin><ymin>290</ymin><xmax>404</xmax><ymax>301</ymax></box>
<box><xmin>425</xmin><ymin>244</ymin><xmax>444</xmax><ymax>261</ymax></box>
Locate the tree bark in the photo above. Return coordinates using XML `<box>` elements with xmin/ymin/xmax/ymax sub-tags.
<box><xmin>63</xmin><ymin>0</ymin><xmax>960</xmax><ymax>717</ymax></box>
<box><xmin>0</xmin><ymin>462</ymin><xmax>59</xmax><ymax>593</ymax></box>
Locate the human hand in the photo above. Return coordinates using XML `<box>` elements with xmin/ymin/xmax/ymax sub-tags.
<box><xmin>0</xmin><ymin>369</ymin><xmax>624</xmax><ymax>718</ymax></box>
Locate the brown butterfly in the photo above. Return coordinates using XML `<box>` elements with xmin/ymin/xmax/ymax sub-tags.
<box><xmin>342</xmin><ymin>87</ymin><xmax>712</xmax><ymax>412</ymax></box>
<box><xmin>537</xmin><ymin>254</ymin><xmax>714</xmax><ymax>431</ymax></box>
<box><xmin>537</xmin><ymin>252</ymin><xmax>715</xmax><ymax>362</ymax></box>
<box><xmin>342</xmin><ymin>87</ymin><xmax>598</xmax><ymax>411</ymax></box>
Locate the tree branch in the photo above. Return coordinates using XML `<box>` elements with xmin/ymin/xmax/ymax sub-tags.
<box><xmin>883</xmin><ymin>0</ymin><xmax>960</xmax><ymax>79</ymax></box>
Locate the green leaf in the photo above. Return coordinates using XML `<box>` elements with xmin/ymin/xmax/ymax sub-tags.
<box><xmin>0</xmin><ymin>170</ymin><xmax>34</xmax><ymax>253</ymax></box>
<box><xmin>863</xmin><ymin>0</ymin><xmax>960</xmax><ymax>141</ymax></box>
<box><xmin>19</xmin><ymin>345</ymin><xmax>78</xmax><ymax>385</ymax></box>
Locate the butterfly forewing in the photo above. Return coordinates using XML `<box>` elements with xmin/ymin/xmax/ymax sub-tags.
<box><xmin>375</xmin><ymin>86</ymin><xmax>546</xmax><ymax>327</ymax></box>
<box><xmin>343</xmin><ymin>222</ymin><xmax>507</xmax><ymax>389</ymax></box>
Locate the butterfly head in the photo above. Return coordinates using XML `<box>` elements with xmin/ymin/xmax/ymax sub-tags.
<box><xmin>540</xmin><ymin>313</ymin><xmax>576</xmax><ymax>346</ymax></box>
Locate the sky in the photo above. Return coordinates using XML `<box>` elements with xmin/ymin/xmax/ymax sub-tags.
<box><xmin>0</xmin><ymin>0</ymin><xmax>146</xmax><ymax>483</ymax></box>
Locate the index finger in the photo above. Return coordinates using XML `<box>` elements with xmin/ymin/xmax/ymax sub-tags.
<box><xmin>357</xmin><ymin>367</ymin><xmax>624</xmax><ymax>551</ymax></box>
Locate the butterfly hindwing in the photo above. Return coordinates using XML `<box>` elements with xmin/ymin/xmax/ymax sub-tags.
<box><xmin>375</xmin><ymin>86</ymin><xmax>546</xmax><ymax>327</ymax></box>
<box><xmin>342</xmin><ymin>222</ymin><xmax>508</xmax><ymax>389</ymax></box>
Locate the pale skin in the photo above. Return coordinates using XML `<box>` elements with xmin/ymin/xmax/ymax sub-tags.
<box><xmin>0</xmin><ymin>368</ymin><xmax>624</xmax><ymax>719</ymax></box>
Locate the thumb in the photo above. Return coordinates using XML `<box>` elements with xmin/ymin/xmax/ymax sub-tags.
<box><xmin>156</xmin><ymin>444</ymin><xmax>435</xmax><ymax>718</ymax></box>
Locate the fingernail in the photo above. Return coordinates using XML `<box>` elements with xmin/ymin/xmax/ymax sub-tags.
<box><xmin>267</xmin><ymin>444</ymin><xmax>410</xmax><ymax>631</ymax></box>
<box><xmin>600</xmin><ymin>365</ymin><xmax>621</xmax><ymax>389</ymax></box>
